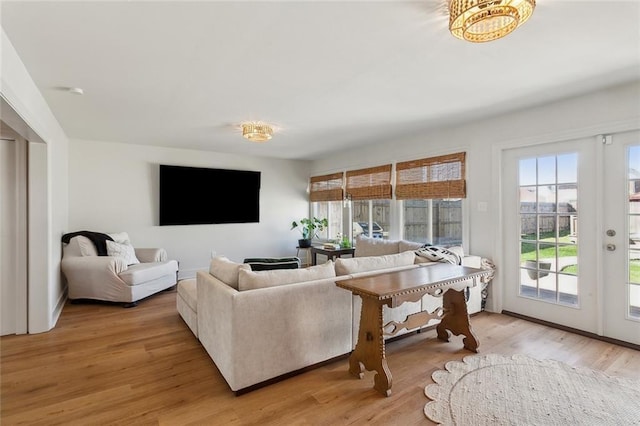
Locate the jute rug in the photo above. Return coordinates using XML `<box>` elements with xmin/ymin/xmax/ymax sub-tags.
<box><xmin>424</xmin><ymin>353</ymin><xmax>640</xmax><ymax>425</ymax></box>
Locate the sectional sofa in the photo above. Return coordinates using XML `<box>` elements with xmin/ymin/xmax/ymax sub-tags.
<box><xmin>177</xmin><ymin>237</ymin><xmax>493</xmax><ymax>393</ymax></box>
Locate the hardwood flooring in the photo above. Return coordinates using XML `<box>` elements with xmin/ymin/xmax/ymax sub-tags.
<box><xmin>2</xmin><ymin>290</ymin><xmax>640</xmax><ymax>425</ymax></box>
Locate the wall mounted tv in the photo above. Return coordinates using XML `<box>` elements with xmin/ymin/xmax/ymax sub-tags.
<box><xmin>159</xmin><ymin>165</ymin><xmax>261</xmax><ymax>226</ymax></box>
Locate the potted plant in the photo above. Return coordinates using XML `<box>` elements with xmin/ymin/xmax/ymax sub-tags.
<box><xmin>291</xmin><ymin>217</ymin><xmax>328</xmax><ymax>248</ymax></box>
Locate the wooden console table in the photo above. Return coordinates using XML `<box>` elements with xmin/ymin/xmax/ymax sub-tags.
<box><xmin>336</xmin><ymin>263</ymin><xmax>491</xmax><ymax>396</ymax></box>
<box><xmin>310</xmin><ymin>246</ymin><xmax>355</xmax><ymax>265</ymax></box>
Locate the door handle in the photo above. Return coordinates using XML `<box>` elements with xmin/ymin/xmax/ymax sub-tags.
<box><xmin>606</xmin><ymin>244</ymin><xmax>616</xmax><ymax>251</ymax></box>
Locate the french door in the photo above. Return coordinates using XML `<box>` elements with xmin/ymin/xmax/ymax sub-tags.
<box><xmin>502</xmin><ymin>131</ymin><xmax>640</xmax><ymax>345</ymax></box>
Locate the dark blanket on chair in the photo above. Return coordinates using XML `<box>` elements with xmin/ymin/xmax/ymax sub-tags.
<box><xmin>61</xmin><ymin>231</ymin><xmax>114</xmax><ymax>256</ymax></box>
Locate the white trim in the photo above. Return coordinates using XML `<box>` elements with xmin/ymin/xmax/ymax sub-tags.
<box><xmin>595</xmin><ymin>135</ymin><xmax>605</xmax><ymax>336</ymax></box>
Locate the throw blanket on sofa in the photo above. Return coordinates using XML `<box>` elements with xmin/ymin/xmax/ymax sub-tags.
<box><xmin>415</xmin><ymin>245</ymin><xmax>462</xmax><ymax>265</ymax></box>
<box><xmin>61</xmin><ymin>231</ymin><xmax>114</xmax><ymax>256</ymax></box>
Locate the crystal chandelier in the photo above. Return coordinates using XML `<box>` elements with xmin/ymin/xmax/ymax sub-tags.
<box><xmin>241</xmin><ymin>122</ymin><xmax>273</xmax><ymax>142</ymax></box>
<box><xmin>449</xmin><ymin>0</ymin><xmax>536</xmax><ymax>43</ymax></box>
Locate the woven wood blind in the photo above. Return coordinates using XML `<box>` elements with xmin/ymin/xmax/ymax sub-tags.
<box><xmin>309</xmin><ymin>172</ymin><xmax>344</xmax><ymax>202</ymax></box>
<box><xmin>395</xmin><ymin>152</ymin><xmax>466</xmax><ymax>199</ymax></box>
<box><xmin>345</xmin><ymin>164</ymin><xmax>392</xmax><ymax>200</ymax></box>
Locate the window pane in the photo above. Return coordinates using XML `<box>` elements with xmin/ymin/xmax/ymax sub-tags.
<box><xmin>538</xmin><ymin>185</ymin><xmax>556</xmax><ymax>212</ymax></box>
<box><xmin>538</xmin><ymin>156</ymin><xmax>556</xmax><ymax>185</ymax></box>
<box><xmin>558</xmin><ymin>184</ymin><xmax>577</xmax><ymax>214</ymax></box>
<box><xmin>519</xmin><ymin>157</ymin><xmax>536</xmax><ymax>186</ymax></box>
<box><xmin>557</xmin><ymin>153</ymin><xmax>578</xmax><ymax>183</ymax></box>
<box><xmin>402</xmin><ymin>199</ymin><xmax>462</xmax><ymax>246</ymax></box>
<box><xmin>520</xmin><ymin>186</ymin><xmax>536</xmax><ymax>212</ymax></box>
<box><xmin>521</xmin><ymin>215</ymin><xmax>536</xmax><ymax>240</ymax></box>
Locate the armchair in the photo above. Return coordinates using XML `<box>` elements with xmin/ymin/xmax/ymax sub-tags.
<box><xmin>61</xmin><ymin>233</ymin><xmax>178</xmax><ymax>307</ymax></box>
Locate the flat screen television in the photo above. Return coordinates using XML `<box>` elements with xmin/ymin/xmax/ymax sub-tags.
<box><xmin>159</xmin><ymin>165</ymin><xmax>261</xmax><ymax>226</ymax></box>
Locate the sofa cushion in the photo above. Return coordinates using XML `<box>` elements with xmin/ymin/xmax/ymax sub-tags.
<box><xmin>209</xmin><ymin>256</ymin><xmax>251</xmax><ymax>290</ymax></box>
<box><xmin>335</xmin><ymin>250</ymin><xmax>416</xmax><ymax>275</ymax></box>
<box><xmin>119</xmin><ymin>260</ymin><xmax>178</xmax><ymax>286</ymax></box>
<box><xmin>238</xmin><ymin>260</ymin><xmax>335</xmax><ymax>291</ymax></box>
<box><xmin>243</xmin><ymin>257</ymin><xmax>300</xmax><ymax>271</ymax></box>
<box><xmin>106</xmin><ymin>240</ymin><xmax>140</xmax><ymax>266</ymax></box>
<box><xmin>399</xmin><ymin>240</ymin><xmax>424</xmax><ymax>252</ymax></box>
<box><xmin>177</xmin><ymin>278</ymin><xmax>197</xmax><ymax>312</ymax></box>
<box><xmin>354</xmin><ymin>235</ymin><xmax>400</xmax><ymax>257</ymax></box>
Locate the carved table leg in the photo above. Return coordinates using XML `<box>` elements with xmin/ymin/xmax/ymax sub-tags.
<box><xmin>436</xmin><ymin>287</ymin><xmax>479</xmax><ymax>353</ymax></box>
<box><xmin>348</xmin><ymin>296</ymin><xmax>392</xmax><ymax>396</ymax></box>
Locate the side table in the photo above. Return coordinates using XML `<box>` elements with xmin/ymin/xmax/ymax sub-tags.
<box><xmin>310</xmin><ymin>246</ymin><xmax>355</xmax><ymax>265</ymax></box>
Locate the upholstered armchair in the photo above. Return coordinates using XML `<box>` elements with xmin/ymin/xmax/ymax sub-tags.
<box><xmin>61</xmin><ymin>232</ymin><xmax>178</xmax><ymax>307</ymax></box>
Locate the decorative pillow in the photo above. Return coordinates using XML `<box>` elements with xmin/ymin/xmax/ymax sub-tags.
<box><xmin>209</xmin><ymin>256</ymin><xmax>251</xmax><ymax>290</ymax></box>
<box><xmin>238</xmin><ymin>260</ymin><xmax>335</xmax><ymax>291</ymax></box>
<box><xmin>106</xmin><ymin>240</ymin><xmax>140</xmax><ymax>265</ymax></box>
<box><xmin>354</xmin><ymin>235</ymin><xmax>400</xmax><ymax>257</ymax></box>
<box><xmin>415</xmin><ymin>245</ymin><xmax>462</xmax><ymax>265</ymax></box>
<box><xmin>335</xmin><ymin>251</ymin><xmax>415</xmax><ymax>275</ymax></box>
<box><xmin>107</xmin><ymin>232</ymin><xmax>131</xmax><ymax>245</ymax></box>
<box><xmin>243</xmin><ymin>257</ymin><xmax>300</xmax><ymax>271</ymax></box>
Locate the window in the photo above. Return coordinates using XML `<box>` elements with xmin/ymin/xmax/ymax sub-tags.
<box><xmin>346</xmin><ymin>165</ymin><xmax>392</xmax><ymax>240</ymax></box>
<box><xmin>309</xmin><ymin>172</ymin><xmax>344</xmax><ymax>240</ymax></box>
<box><xmin>396</xmin><ymin>153</ymin><xmax>466</xmax><ymax>245</ymax></box>
<box><xmin>518</xmin><ymin>154</ymin><xmax>579</xmax><ymax>306</ymax></box>
<box><xmin>403</xmin><ymin>199</ymin><xmax>462</xmax><ymax>245</ymax></box>
<box><xmin>311</xmin><ymin>201</ymin><xmax>343</xmax><ymax>240</ymax></box>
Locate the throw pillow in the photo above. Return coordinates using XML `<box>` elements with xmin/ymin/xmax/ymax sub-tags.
<box><xmin>415</xmin><ymin>245</ymin><xmax>462</xmax><ymax>265</ymax></box>
<box><xmin>209</xmin><ymin>256</ymin><xmax>251</xmax><ymax>290</ymax></box>
<box><xmin>106</xmin><ymin>240</ymin><xmax>140</xmax><ymax>265</ymax></box>
<box><xmin>335</xmin><ymin>250</ymin><xmax>416</xmax><ymax>275</ymax></box>
<box><xmin>107</xmin><ymin>232</ymin><xmax>131</xmax><ymax>245</ymax></box>
<box><xmin>238</xmin><ymin>260</ymin><xmax>336</xmax><ymax>291</ymax></box>
<box><xmin>354</xmin><ymin>235</ymin><xmax>400</xmax><ymax>257</ymax></box>
<box><xmin>243</xmin><ymin>257</ymin><xmax>300</xmax><ymax>271</ymax></box>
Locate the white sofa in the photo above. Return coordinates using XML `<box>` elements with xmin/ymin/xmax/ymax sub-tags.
<box><xmin>178</xmin><ymin>237</ymin><xmax>493</xmax><ymax>394</ymax></box>
<box><xmin>61</xmin><ymin>233</ymin><xmax>179</xmax><ymax>306</ymax></box>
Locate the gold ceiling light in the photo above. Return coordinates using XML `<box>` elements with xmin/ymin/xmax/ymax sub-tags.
<box><xmin>449</xmin><ymin>0</ymin><xmax>536</xmax><ymax>43</ymax></box>
<box><xmin>241</xmin><ymin>122</ymin><xmax>273</xmax><ymax>142</ymax></box>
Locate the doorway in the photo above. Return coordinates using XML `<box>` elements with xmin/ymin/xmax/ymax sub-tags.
<box><xmin>502</xmin><ymin>132</ymin><xmax>640</xmax><ymax>345</ymax></box>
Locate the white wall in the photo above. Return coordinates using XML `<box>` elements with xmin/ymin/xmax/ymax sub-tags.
<box><xmin>311</xmin><ymin>80</ymin><xmax>640</xmax><ymax>311</ymax></box>
<box><xmin>1</xmin><ymin>28</ymin><xmax>69</xmax><ymax>333</ymax></box>
<box><xmin>68</xmin><ymin>140</ymin><xmax>311</xmax><ymax>278</ymax></box>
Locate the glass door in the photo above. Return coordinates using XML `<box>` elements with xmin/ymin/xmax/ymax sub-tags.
<box><xmin>502</xmin><ymin>138</ymin><xmax>599</xmax><ymax>333</ymax></box>
<box><xmin>602</xmin><ymin>131</ymin><xmax>640</xmax><ymax>344</ymax></box>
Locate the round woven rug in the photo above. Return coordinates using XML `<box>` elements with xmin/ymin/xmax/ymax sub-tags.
<box><xmin>424</xmin><ymin>353</ymin><xmax>640</xmax><ymax>425</ymax></box>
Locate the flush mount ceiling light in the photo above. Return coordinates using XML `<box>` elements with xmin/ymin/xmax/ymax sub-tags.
<box><xmin>449</xmin><ymin>0</ymin><xmax>535</xmax><ymax>43</ymax></box>
<box><xmin>241</xmin><ymin>122</ymin><xmax>273</xmax><ymax>142</ymax></box>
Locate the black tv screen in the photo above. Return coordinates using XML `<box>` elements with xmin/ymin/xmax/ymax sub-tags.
<box><xmin>159</xmin><ymin>165</ymin><xmax>260</xmax><ymax>226</ymax></box>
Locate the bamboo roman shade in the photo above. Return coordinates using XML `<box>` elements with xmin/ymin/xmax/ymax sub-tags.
<box><xmin>346</xmin><ymin>164</ymin><xmax>392</xmax><ymax>200</ymax></box>
<box><xmin>309</xmin><ymin>172</ymin><xmax>344</xmax><ymax>202</ymax></box>
<box><xmin>395</xmin><ymin>152</ymin><xmax>466</xmax><ymax>199</ymax></box>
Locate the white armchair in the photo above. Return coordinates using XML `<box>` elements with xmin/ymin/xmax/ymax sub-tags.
<box><xmin>61</xmin><ymin>233</ymin><xmax>178</xmax><ymax>307</ymax></box>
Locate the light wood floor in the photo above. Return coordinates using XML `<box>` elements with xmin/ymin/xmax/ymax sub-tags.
<box><xmin>2</xmin><ymin>290</ymin><xmax>640</xmax><ymax>426</ymax></box>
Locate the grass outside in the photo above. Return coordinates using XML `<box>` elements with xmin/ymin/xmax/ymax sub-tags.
<box><xmin>522</xmin><ymin>230</ymin><xmax>640</xmax><ymax>282</ymax></box>
<box><xmin>520</xmin><ymin>230</ymin><xmax>577</xmax><ymax>262</ymax></box>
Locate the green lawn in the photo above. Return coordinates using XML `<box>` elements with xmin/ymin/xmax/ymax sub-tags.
<box><xmin>520</xmin><ymin>230</ymin><xmax>577</xmax><ymax>261</ymax></box>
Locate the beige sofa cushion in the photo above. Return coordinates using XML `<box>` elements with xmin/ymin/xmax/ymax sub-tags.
<box><xmin>354</xmin><ymin>235</ymin><xmax>400</xmax><ymax>257</ymax></box>
<box><xmin>335</xmin><ymin>251</ymin><xmax>416</xmax><ymax>275</ymax></box>
<box><xmin>209</xmin><ymin>256</ymin><xmax>251</xmax><ymax>290</ymax></box>
<box><xmin>399</xmin><ymin>240</ymin><xmax>424</xmax><ymax>252</ymax></box>
<box><xmin>238</xmin><ymin>261</ymin><xmax>335</xmax><ymax>291</ymax></box>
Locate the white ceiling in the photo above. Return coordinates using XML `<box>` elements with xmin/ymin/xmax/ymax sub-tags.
<box><xmin>2</xmin><ymin>1</ymin><xmax>639</xmax><ymax>160</ymax></box>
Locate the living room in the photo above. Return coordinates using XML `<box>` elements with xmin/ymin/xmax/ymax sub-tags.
<box><xmin>1</xmin><ymin>1</ymin><xmax>640</xmax><ymax>424</ymax></box>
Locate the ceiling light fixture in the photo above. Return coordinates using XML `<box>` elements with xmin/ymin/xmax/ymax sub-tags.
<box><xmin>242</xmin><ymin>122</ymin><xmax>273</xmax><ymax>142</ymax></box>
<box><xmin>449</xmin><ymin>0</ymin><xmax>535</xmax><ymax>43</ymax></box>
